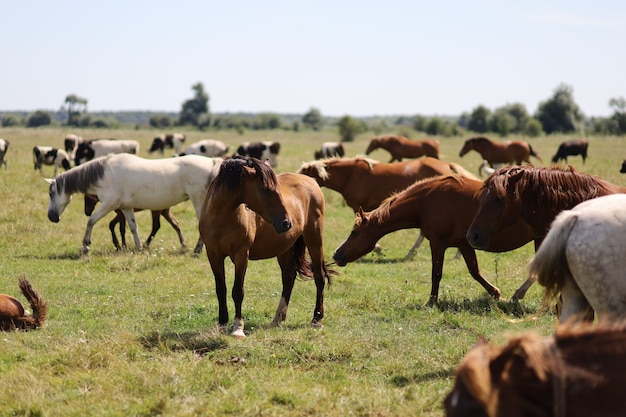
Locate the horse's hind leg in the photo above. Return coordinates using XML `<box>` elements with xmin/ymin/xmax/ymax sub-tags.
<box><xmin>559</xmin><ymin>276</ymin><xmax>594</xmax><ymax>323</ymax></box>
<box><xmin>157</xmin><ymin>209</ymin><xmax>187</xmax><ymax>248</ymax></box>
<box><xmin>108</xmin><ymin>211</ymin><xmax>125</xmax><ymax>250</ymax></box>
<box><xmin>145</xmin><ymin>211</ymin><xmax>162</xmax><ymax>248</ymax></box>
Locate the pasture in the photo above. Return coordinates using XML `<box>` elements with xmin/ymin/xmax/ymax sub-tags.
<box><xmin>0</xmin><ymin>127</ymin><xmax>622</xmax><ymax>416</ymax></box>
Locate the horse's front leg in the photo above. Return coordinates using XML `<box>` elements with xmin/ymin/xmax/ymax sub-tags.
<box><xmin>272</xmin><ymin>251</ymin><xmax>298</xmax><ymax>327</ymax></box>
<box><xmin>81</xmin><ymin>203</ymin><xmax>115</xmax><ymax>255</ymax></box>
<box><xmin>121</xmin><ymin>209</ymin><xmax>142</xmax><ymax>250</ymax></box>
<box><xmin>306</xmin><ymin>242</ymin><xmax>328</xmax><ymax>327</ymax></box>
<box><xmin>231</xmin><ymin>253</ymin><xmax>249</xmax><ymax>339</ymax></box>
<box><xmin>458</xmin><ymin>243</ymin><xmax>502</xmax><ymax>301</ymax></box>
<box><xmin>207</xmin><ymin>253</ymin><xmax>229</xmax><ymax>334</ymax></box>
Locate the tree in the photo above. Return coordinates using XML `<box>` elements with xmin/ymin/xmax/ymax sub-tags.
<box><xmin>179</xmin><ymin>82</ymin><xmax>210</xmax><ymax>126</ymax></box>
<box><xmin>27</xmin><ymin>110</ymin><xmax>52</xmax><ymax>127</ymax></box>
<box><xmin>467</xmin><ymin>105</ymin><xmax>491</xmax><ymax>133</ymax></box>
<box><xmin>1</xmin><ymin>114</ymin><xmax>20</xmax><ymax>127</ymax></box>
<box><xmin>609</xmin><ymin>97</ymin><xmax>626</xmax><ymax>135</ymax></box>
<box><xmin>302</xmin><ymin>107</ymin><xmax>323</xmax><ymax>131</ymax></box>
<box><xmin>337</xmin><ymin>115</ymin><xmax>367</xmax><ymax>142</ymax></box>
<box><xmin>535</xmin><ymin>84</ymin><xmax>584</xmax><ymax>134</ymax></box>
<box><xmin>64</xmin><ymin>94</ymin><xmax>88</xmax><ymax>127</ymax></box>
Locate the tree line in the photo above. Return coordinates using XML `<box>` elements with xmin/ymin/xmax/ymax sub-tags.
<box><xmin>1</xmin><ymin>82</ymin><xmax>625</xmax><ymax>140</ymax></box>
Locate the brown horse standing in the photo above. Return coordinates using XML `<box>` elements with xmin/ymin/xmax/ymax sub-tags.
<box><xmin>1</xmin><ymin>277</ymin><xmax>47</xmax><ymax>331</ymax></box>
<box><xmin>459</xmin><ymin>136</ymin><xmax>541</xmax><ymax>168</ymax></box>
<box><xmin>199</xmin><ymin>156</ymin><xmax>333</xmax><ymax>338</ymax></box>
<box><xmin>365</xmin><ymin>135</ymin><xmax>440</xmax><ymax>162</ymax></box>
<box><xmin>332</xmin><ymin>175</ymin><xmax>535</xmax><ymax>304</ymax></box>
<box><xmin>466</xmin><ymin>165</ymin><xmax>626</xmax><ymax>300</ymax></box>
<box><xmin>445</xmin><ymin>323</ymin><xmax>626</xmax><ymax>417</ymax></box>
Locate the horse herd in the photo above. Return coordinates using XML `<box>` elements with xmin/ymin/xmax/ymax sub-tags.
<box><xmin>2</xmin><ymin>132</ymin><xmax>625</xmax><ymax>415</ymax></box>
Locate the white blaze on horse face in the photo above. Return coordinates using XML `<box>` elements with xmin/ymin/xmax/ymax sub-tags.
<box><xmin>45</xmin><ymin>178</ymin><xmax>72</xmax><ymax>222</ymax></box>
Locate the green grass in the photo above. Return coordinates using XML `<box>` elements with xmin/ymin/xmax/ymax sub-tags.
<box><xmin>0</xmin><ymin>127</ymin><xmax>621</xmax><ymax>416</ymax></box>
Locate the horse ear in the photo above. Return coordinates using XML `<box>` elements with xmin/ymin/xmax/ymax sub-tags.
<box><xmin>44</xmin><ymin>178</ymin><xmax>54</xmax><ymax>185</ymax></box>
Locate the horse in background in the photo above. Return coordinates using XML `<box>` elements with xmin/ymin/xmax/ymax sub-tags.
<box><xmin>528</xmin><ymin>194</ymin><xmax>626</xmax><ymax>323</ymax></box>
<box><xmin>445</xmin><ymin>323</ymin><xmax>626</xmax><ymax>417</ymax></box>
<box><xmin>0</xmin><ymin>276</ymin><xmax>47</xmax><ymax>331</ymax></box>
<box><xmin>199</xmin><ymin>156</ymin><xmax>333</xmax><ymax>338</ymax></box>
<box><xmin>149</xmin><ymin>133</ymin><xmax>186</xmax><ymax>154</ymax></box>
<box><xmin>298</xmin><ymin>157</ymin><xmax>478</xmax><ymax>258</ymax></box>
<box><xmin>0</xmin><ymin>138</ymin><xmax>9</xmax><ymax>170</ymax></box>
<box><xmin>177</xmin><ymin>139</ymin><xmax>229</xmax><ymax>157</ymax></box>
<box><xmin>45</xmin><ymin>153</ymin><xmax>222</xmax><ymax>255</ymax></box>
<box><xmin>83</xmin><ymin>195</ymin><xmax>186</xmax><ymax>250</ymax></box>
<box><xmin>33</xmin><ymin>146</ymin><xmax>72</xmax><ymax>176</ymax></box>
<box><xmin>459</xmin><ymin>136</ymin><xmax>541</xmax><ymax>173</ymax></box>
<box><xmin>75</xmin><ymin>139</ymin><xmax>140</xmax><ymax>166</ymax></box>
<box><xmin>236</xmin><ymin>141</ymin><xmax>280</xmax><ymax>167</ymax></box>
<box><xmin>551</xmin><ymin>139</ymin><xmax>589</xmax><ymax>164</ymax></box>
<box><xmin>466</xmin><ymin>165</ymin><xmax>626</xmax><ymax>301</ymax></box>
<box><xmin>314</xmin><ymin>142</ymin><xmax>345</xmax><ymax>159</ymax></box>
<box><xmin>332</xmin><ymin>175</ymin><xmax>535</xmax><ymax>304</ymax></box>
<box><xmin>365</xmin><ymin>135</ymin><xmax>439</xmax><ymax>161</ymax></box>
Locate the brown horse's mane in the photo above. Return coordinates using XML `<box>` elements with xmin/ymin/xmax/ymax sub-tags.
<box><xmin>54</xmin><ymin>155</ymin><xmax>107</xmax><ymax>195</ymax></box>
<box><xmin>298</xmin><ymin>157</ymin><xmax>378</xmax><ymax>180</ymax></box>
<box><xmin>481</xmin><ymin>165</ymin><xmax>618</xmax><ymax>207</ymax></box>
<box><xmin>372</xmin><ymin>175</ymin><xmax>467</xmax><ymax>225</ymax></box>
<box><xmin>456</xmin><ymin>321</ymin><xmax>626</xmax><ymax>415</ymax></box>
<box><xmin>213</xmin><ymin>156</ymin><xmax>278</xmax><ymax>192</ymax></box>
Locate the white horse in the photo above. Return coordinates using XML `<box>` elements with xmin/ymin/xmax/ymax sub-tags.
<box><xmin>178</xmin><ymin>139</ymin><xmax>229</xmax><ymax>158</ymax></box>
<box><xmin>528</xmin><ymin>194</ymin><xmax>626</xmax><ymax>323</ymax></box>
<box><xmin>0</xmin><ymin>138</ymin><xmax>9</xmax><ymax>170</ymax></box>
<box><xmin>45</xmin><ymin>153</ymin><xmax>222</xmax><ymax>255</ymax></box>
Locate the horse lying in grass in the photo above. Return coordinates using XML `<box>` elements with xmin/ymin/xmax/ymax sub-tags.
<box><xmin>0</xmin><ymin>276</ymin><xmax>47</xmax><ymax>331</ymax></box>
<box><xmin>332</xmin><ymin>175</ymin><xmax>535</xmax><ymax>304</ymax></box>
<box><xmin>444</xmin><ymin>322</ymin><xmax>626</xmax><ymax>417</ymax></box>
<box><xmin>199</xmin><ymin>156</ymin><xmax>334</xmax><ymax>338</ymax></box>
<box><xmin>46</xmin><ymin>153</ymin><xmax>222</xmax><ymax>255</ymax></box>
<box><xmin>528</xmin><ymin>194</ymin><xmax>626</xmax><ymax>324</ymax></box>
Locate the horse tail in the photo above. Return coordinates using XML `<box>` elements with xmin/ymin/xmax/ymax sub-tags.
<box><xmin>528</xmin><ymin>144</ymin><xmax>542</xmax><ymax>162</ymax></box>
<box><xmin>293</xmin><ymin>236</ymin><xmax>335</xmax><ymax>285</ymax></box>
<box><xmin>527</xmin><ymin>212</ymin><xmax>578</xmax><ymax>305</ymax></box>
<box><xmin>17</xmin><ymin>276</ymin><xmax>48</xmax><ymax>330</ymax></box>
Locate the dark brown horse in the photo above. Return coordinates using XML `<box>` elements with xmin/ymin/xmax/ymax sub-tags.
<box><xmin>551</xmin><ymin>139</ymin><xmax>589</xmax><ymax>164</ymax></box>
<box><xmin>199</xmin><ymin>156</ymin><xmax>333</xmax><ymax>338</ymax></box>
<box><xmin>466</xmin><ymin>165</ymin><xmax>626</xmax><ymax>300</ymax></box>
<box><xmin>445</xmin><ymin>323</ymin><xmax>626</xmax><ymax>417</ymax></box>
<box><xmin>365</xmin><ymin>135</ymin><xmax>439</xmax><ymax>162</ymax></box>
<box><xmin>332</xmin><ymin>175</ymin><xmax>535</xmax><ymax>304</ymax></box>
<box><xmin>83</xmin><ymin>195</ymin><xmax>186</xmax><ymax>250</ymax></box>
<box><xmin>459</xmin><ymin>136</ymin><xmax>541</xmax><ymax>169</ymax></box>
<box><xmin>0</xmin><ymin>277</ymin><xmax>47</xmax><ymax>331</ymax></box>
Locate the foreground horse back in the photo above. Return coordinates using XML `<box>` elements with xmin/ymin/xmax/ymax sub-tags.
<box><xmin>528</xmin><ymin>194</ymin><xmax>626</xmax><ymax>323</ymax></box>
<box><xmin>445</xmin><ymin>323</ymin><xmax>626</xmax><ymax>417</ymax></box>
<box><xmin>200</xmin><ymin>156</ymin><xmax>333</xmax><ymax>338</ymax></box>
<box><xmin>0</xmin><ymin>277</ymin><xmax>47</xmax><ymax>331</ymax></box>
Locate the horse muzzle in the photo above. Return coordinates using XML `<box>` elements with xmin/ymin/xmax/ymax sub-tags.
<box><xmin>466</xmin><ymin>229</ymin><xmax>488</xmax><ymax>250</ymax></box>
<box><xmin>332</xmin><ymin>251</ymin><xmax>347</xmax><ymax>267</ymax></box>
<box><xmin>48</xmin><ymin>210</ymin><xmax>60</xmax><ymax>223</ymax></box>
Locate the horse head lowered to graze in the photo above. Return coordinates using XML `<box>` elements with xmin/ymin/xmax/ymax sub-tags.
<box><xmin>199</xmin><ymin>156</ymin><xmax>334</xmax><ymax>338</ymax></box>
<box><xmin>444</xmin><ymin>323</ymin><xmax>626</xmax><ymax>417</ymax></box>
<box><xmin>0</xmin><ymin>276</ymin><xmax>47</xmax><ymax>331</ymax></box>
<box><xmin>332</xmin><ymin>175</ymin><xmax>535</xmax><ymax>304</ymax></box>
<box><xmin>45</xmin><ymin>153</ymin><xmax>222</xmax><ymax>255</ymax></box>
<box><xmin>466</xmin><ymin>165</ymin><xmax>626</xmax><ymax>301</ymax></box>
<box><xmin>365</xmin><ymin>135</ymin><xmax>439</xmax><ymax>162</ymax></box>
<box><xmin>459</xmin><ymin>136</ymin><xmax>541</xmax><ymax>174</ymax></box>
<box><xmin>528</xmin><ymin>194</ymin><xmax>626</xmax><ymax>324</ymax></box>
<box><xmin>551</xmin><ymin>139</ymin><xmax>589</xmax><ymax>164</ymax></box>
<box><xmin>298</xmin><ymin>156</ymin><xmax>478</xmax><ymax>258</ymax></box>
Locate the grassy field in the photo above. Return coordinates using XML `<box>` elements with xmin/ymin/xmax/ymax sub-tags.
<box><xmin>0</xmin><ymin>127</ymin><xmax>623</xmax><ymax>416</ymax></box>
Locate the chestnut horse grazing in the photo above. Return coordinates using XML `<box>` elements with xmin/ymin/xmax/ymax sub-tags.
<box><xmin>528</xmin><ymin>194</ymin><xmax>626</xmax><ymax>323</ymax></box>
<box><xmin>551</xmin><ymin>139</ymin><xmax>589</xmax><ymax>164</ymax></box>
<box><xmin>365</xmin><ymin>135</ymin><xmax>439</xmax><ymax>162</ymax></box>
<box><xmin>459</xmin><ymin>136</ymin><xmax>541</xmax><ymax>169</ymax></box>
<box><xmin>445</xmin><ymin>323</ymin><xmax>626</xmax><ymax>417</ymax></box>
<box><xmin>199</xmin><ymin>156</ymin><xmax>333</xmax><ymax>338</ymax></box>
<box><xmin>1</xmin><ymin>277</ymin><xmax>47</xmax><ymax>331</ymax></box>
<box><xmin>298</xmin><ymin>157</ymin><xmax>478</xmax><ymax>258</ymax></box>
<box><xmin>332</xmin><ymin>175</ymin><xmax>535</xmax><ymax>304</ymax></box>
<box><xmin>466</xmin><ymin>165</ymin><xmax>626</xmax><ymax>301</ymax></box>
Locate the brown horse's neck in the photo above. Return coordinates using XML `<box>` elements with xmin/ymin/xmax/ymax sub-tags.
<box><xmin>369</xmin><ymin>193</ymin><xmax>423</xmax><ymax>237</ymax></box>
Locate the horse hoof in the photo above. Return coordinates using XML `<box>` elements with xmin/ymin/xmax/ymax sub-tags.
<box><xmin>217</xmin><ymin>324</ymin><xmax>228</xmax><ymax>334</ymax></box>
<box><xmin>311</xmin><ymin>321</ymin><xmax>323</xmax><ymax>328</ymax></box>
<box><xmin>231</xmin><ymin>329</ymin><xmax>246</xmax><ymax>339</ymax></box>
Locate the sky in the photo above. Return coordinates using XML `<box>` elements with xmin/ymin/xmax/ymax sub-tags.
<box><xmin>1</xmin><ymin>1</ymin><xmax>625</xmax><ymax>118</ymax></box>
